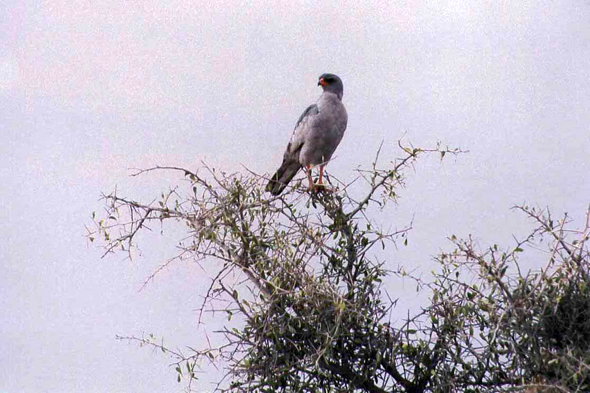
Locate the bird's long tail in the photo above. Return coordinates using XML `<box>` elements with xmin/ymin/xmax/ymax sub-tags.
<box><xmin>266</xmin><ymin>160</ymin><xmax>301</xmax><ymax>195</ymax></box>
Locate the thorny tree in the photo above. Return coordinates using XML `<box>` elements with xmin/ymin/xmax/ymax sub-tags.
<box><xmin>88</xmin><ymin>143</ymin><xmax>590</xmax><ymax>392</ymax></box>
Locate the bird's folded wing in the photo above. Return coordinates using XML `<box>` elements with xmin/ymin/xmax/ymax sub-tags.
<box><xmin>287</xmin><ymin>103</ymin><xmax>319</xmax><ymax>154</ymax></box>
<box><xmin>265</xmin><ymin>104</ymin><xmax>319</xmax><ymax>195</ymax></box>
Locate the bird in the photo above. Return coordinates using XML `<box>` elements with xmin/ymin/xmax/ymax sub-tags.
<box><xmin>266</xmin><ymin>73</ymin><xmax>348</xmax><ymax>196</ymax></box>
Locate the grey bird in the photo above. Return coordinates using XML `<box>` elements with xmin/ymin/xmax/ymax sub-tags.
<box><xmin>266</xmin><ymin>73</ymin><xmax>348</xmax><ymax>195</ymax></box>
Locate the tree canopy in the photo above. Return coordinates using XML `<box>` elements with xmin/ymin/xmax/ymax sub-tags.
<box><xmin>88</xmin><ymin>143</ymin><xmax>590</xmax><ymax>392</ymax></box>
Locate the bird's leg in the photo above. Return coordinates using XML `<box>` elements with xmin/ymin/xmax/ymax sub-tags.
<box><xmin>315</xmin><ymin>165</ymin><xmax>330</xmax><ymax>192</ymax></box>
<box><xmin>306</xmin><ymin>165</ymin><xmax>315</xmax><ymax>190</ymax></box>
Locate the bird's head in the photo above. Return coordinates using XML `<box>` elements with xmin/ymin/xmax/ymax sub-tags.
<box><xmin>318</xmin><ymin>73</ymin><xmax>344</xmax><ymax>100</ymax></box>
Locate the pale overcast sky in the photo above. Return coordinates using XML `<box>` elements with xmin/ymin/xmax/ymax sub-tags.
<box><xmin>2</xmin><ymin>1</ymin><xmax>590</xmax><ymax>392</ymax></box>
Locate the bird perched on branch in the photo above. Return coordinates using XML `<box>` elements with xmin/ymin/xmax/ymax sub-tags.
<box><xmin>266</xmin><ymin>73</ymin><xmax>348</xmax><ymax>195</ymax></box>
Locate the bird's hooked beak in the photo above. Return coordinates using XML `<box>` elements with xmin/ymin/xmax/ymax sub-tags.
<box><xmin>318</xmin><ymin>77</ymin><xmax>328</xmax><ymax>87</ymax></box>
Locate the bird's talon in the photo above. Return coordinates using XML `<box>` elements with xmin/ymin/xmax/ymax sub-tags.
<box><xmin>309</xmin><ymin>183</ymin><xmax>331</xmax><ymax>194</ymax></box>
